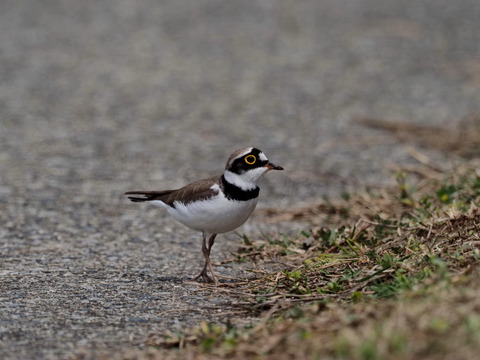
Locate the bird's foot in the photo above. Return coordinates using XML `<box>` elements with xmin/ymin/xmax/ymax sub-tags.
<box><xmin>193</xmin><ymin>269</ymin><xmax>218</xmax><ymax>285</ymax></box>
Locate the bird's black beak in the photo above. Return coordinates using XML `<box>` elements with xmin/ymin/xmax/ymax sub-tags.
<box><xmin>264</xmin><ymin>162</ymin><xmax>284</xmax><ymax>171</ymax></box>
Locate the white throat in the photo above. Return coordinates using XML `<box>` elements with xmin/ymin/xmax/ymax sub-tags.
<box><xmin>223</xmin><ymin>168</ymin><xmax>267</xmax><ymax>191</ymax></box>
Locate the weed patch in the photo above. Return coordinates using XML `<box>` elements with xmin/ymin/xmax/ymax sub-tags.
<box><xmin>117</xmin><ymin>168</ymin><xmax>480</xmax><ymax>360</ymax></box>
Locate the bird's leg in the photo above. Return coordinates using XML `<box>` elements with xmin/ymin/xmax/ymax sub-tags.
<box><xmin>206</xmin><ymin>234</ymin><xmax>218</xmax><ymax>285</ymax></box>
<box><xmin>194</xmin><ymin>231</ymin><xmax>211</xmax><ymax>282</ymax></box>
<box><xmin>194</xmin><ymin>232</ymin><xmax>218</xmax><ymax>285</ymax></box>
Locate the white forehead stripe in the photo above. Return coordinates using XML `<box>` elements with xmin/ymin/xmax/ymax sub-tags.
<box><xmin>259</xmin><ymin>152</ymin><xmax>268</xmax><ymax>162</ymax></box>
<box><xmin>233</xmin><ymin>147</ymin><xmax>254</xmax><ymax>161</ymax></box>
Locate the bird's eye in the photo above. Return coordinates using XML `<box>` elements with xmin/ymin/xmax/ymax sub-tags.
<box><xmin>244</xmin><ymin>155</ymin><xmax>256</xmax><ymax>165</ymax></box>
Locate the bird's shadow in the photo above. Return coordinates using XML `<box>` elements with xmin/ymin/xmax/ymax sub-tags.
<box><xmin>153</xmin><ymin>275</ymin><xmax>184</xmax><ymax>284</ymax></box>
<box><xmin>152</xmin><ymin>275</ymin><xmax>248</xmax><ymax>287</ymax></box>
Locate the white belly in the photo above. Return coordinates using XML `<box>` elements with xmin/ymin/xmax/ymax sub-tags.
<box><xmin>165</xmin><ymin>194</ymin><xmax>258</xmax><ymax>234</ymax></box>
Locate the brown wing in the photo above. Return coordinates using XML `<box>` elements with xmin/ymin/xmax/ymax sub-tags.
<box><xmin>125</xmin><ymin>175</ymin><xmax>220</xmax><ymax>207</ymax></box>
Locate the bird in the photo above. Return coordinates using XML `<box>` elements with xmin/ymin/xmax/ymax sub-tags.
<box><xmin>125</xmin><ymin>147</ymin><xmax>284</xmax><ymax>285</ymax></box>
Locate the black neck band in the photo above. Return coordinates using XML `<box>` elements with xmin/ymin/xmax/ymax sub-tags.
<box><xmin>221</xmin><ymin>175</ymin><xmax>259</xmax><ymax>201</ymax></box>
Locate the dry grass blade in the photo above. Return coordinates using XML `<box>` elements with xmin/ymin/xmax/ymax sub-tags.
<box><xmin>356</xmin><ymin>116</ymin><xmax>480</xmax><ymax>158</ymax></box>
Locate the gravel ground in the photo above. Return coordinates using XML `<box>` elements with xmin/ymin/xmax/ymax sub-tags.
<box><xmin>1</xmin><ymin>0</ymin><xmax>480</xmax><ymax>359</ymax></box>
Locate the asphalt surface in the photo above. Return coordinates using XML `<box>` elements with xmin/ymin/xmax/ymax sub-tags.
<box><xmin>1</xmin><ymin>0</ymin><xmax>480</xmax><ymax>358</ymax></box>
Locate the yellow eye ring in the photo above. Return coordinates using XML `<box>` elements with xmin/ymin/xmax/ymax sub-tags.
<box><xmin>245</xmin><ymin>155</ymin><xmax>256</xmax><ymax>165</ymax></box>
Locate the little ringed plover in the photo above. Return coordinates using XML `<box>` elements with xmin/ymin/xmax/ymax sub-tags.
<box><xmin>125</xmin><ymin>147</ymin><xmax>283</xmax><ymax>285</ymax></box>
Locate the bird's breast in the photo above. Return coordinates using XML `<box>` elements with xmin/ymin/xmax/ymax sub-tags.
<box><xmin>167</xmin><ymin>194</ymin><xmax>259</xmax><ymax>234</ymax></box>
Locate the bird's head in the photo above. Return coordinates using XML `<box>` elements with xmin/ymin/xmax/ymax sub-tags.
<box><xmin>224</xmin><ymin>147</ymin><xmax>284</xmax><ymax>190</ymax></box>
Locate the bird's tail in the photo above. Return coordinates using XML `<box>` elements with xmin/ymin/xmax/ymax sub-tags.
<box><xmin>124</xmin><ymin>190</ymin><xmax>175</xmax><ymax>202</ymax></box>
